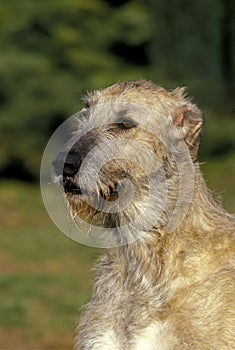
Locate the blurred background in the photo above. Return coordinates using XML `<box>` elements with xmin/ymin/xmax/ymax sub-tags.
<box><xmin>0</xmin><ymin>0</ymin><xmax>234</xmax><ymax>348</ymax></box>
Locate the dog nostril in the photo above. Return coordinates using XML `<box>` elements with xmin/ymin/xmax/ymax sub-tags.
<box><xmin>52</xmin><ymin>151</ymin><xmax>81</xmax><ymax>177</ymax></box>
<box><xmin>63</xmin><ymin>152</ymin><xmax>80</xmax><ymax>177</ymax></box>
<box><xmin>63</xmin><ymin>163</ymin><xmax>78</xmax><ymax>177</ymax></box>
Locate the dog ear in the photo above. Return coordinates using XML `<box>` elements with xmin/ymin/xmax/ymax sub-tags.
<box><xmin>173</xmin><ymin>106</ymin><xmax>204</xmax><ymax>161</ymax></box>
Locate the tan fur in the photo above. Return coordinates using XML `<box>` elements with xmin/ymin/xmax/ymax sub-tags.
<box><xmin>58</xmin><ymin>80</ymin><xmax>235</xmax><ymax>349</ymax></box>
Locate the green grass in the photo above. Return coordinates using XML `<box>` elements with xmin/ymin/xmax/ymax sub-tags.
<box><xmin>0</xmin><ymin>156</ymin><xmax>234</xmax><ymax>348</ymax></box>
<box><xmin>0</xmin><ymin>181</ymin><xmax>101</xmax><ymax>349</ymax></box>
<box><xmin>201</xmin><ymin>153</ymin><xmax>235</xmax><ymax>212</ymax></box>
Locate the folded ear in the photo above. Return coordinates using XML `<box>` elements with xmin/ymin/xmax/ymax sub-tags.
<box><xmin>173</xmin><ymin>105</ymin><xmax>204</xmax><ymax>161</ymax></box>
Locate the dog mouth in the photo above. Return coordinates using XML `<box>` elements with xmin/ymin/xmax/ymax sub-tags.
<box><xmin>63</xmin><ymin>177</ymin><xmax>87</xmax><ymax>195</ymax></box>
<box><xmin>63</xmin><ymin>179</ymin><xmax>82</xmax><ymax>195</ymax></box>
<box><xmin>63</xmin><ymin>177</ymin><xmax>119</xmax><ymax>201</ymax></box>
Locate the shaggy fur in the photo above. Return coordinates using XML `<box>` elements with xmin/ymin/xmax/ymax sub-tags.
<box><xmin>54</xmin><ymin>80</ymin><xmax>235</xmax><ymax>349</ymax></box>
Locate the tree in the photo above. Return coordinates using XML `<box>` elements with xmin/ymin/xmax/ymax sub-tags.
<box><xmin>0</xmin><ymin>0</ymin><xmax>150</xmax><ymax>179</ymax></box>
<box><xmin>149</xmin><ymin>0</ymin><xmax>224</xmax><ymax>105</ymax></box>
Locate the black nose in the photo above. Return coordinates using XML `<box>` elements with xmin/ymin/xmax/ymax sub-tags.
<box><xmin>52</xmin><ymin>151</ymin><xmax>80</xmax><ymax>177</ymax></box>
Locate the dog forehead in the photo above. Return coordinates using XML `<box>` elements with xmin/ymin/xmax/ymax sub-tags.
<box><xmin>78</xmin><ymin>102</ymin><xmax>168</xmax><ymax>132</ymax></box>
<box><xmin>84</xmin><ymin>81</ymin><xmax>174</xmax><ymax>107</ymax></box>
<box><xmin>81</xmin><ymin>81</ymin><xmax>190</xmax><ymax>127</ymax></box>
<box><xmin>100</xmin><ymin>80</ymin><xmax>165</xmax><ymax>103</ymax></box>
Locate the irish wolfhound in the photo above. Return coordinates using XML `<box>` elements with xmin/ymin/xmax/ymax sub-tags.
<box><xmin>53</xmin><ymin>80</ymin><xmax>235</xmax><ymax>349</ymax></box>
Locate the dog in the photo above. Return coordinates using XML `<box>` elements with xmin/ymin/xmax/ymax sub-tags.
<box><xmin>53</xmin><ymin>80</ymin><xmax>235</xmax><ymax>349</ymax></box>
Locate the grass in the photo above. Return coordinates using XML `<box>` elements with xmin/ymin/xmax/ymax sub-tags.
<box><xmin>201</xmin><ymin>153</ymin><xmax>235</xmax><ymax>212</ymax></box>
<box><xmin>0</xmin><ymin>154</ymin><xmax>234</xmax><ymax>349</ymax></box>
<box><xmin>0</xmin><ymin>181</ymin><xmax>101</xmax><ymax>349</ymax></box>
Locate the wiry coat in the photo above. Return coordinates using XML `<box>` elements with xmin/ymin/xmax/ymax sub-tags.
<box><xmin>61</xmin><ymin>81</ymin><xmax>234</xmax><ymax>349</ymax></box>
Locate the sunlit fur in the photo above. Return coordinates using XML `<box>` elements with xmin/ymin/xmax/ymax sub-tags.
<box><xmin>61</xmin><ymin>80</ymin><xmax>234</xmax><ymax>349</ymax></box>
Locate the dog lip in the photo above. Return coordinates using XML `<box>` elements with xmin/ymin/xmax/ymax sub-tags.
<box><xmin>100</xmin><ymin>185</ymin><xmax>119</xmax><ymax>201</ymax></box>
<box><xmin>63</xmin><ymin>179</ymin><xmax>82</xmax><ymax>195</ymax></box>
<box><xmin>64</xmin><ymin>186</ymin><xmax>82</xmax><ymax>195</ymax></box>
<box><xmin>109</xmin><ymin>185</ymin><xmax>119</xmax><ymax>196</ymax></box>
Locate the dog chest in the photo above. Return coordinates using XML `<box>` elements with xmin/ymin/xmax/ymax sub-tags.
<box><xmin>89</xmin><ymin>321</ymin><xmax>172</xmax><ymax>350</ymax></box>
<box><xmin>132</xmin><ymin>321</ymin><xmax>172</xmax><ymax>350</ymax></box>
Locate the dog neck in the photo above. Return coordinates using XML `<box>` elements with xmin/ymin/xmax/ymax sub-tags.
<box><xmin>106</xmin><ymin>234</ymin><xmax>165</xmax><ymax>294</ymax></box>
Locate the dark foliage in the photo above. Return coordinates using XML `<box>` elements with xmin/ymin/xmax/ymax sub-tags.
<box><xmin>0</xmin><ymin>0</ymin><xmax>234</xmax><ymax>181</ymax></box>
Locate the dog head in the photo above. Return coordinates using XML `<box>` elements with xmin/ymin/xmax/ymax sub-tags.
<box><xmin>52</xmin><ymin>80</ymin><xmax>204</xmax><ymax>245</ymax></box>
